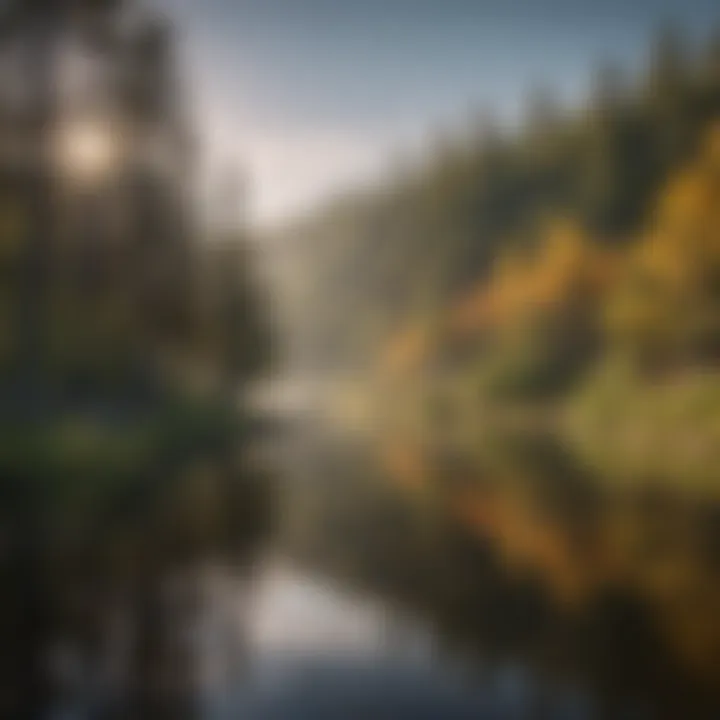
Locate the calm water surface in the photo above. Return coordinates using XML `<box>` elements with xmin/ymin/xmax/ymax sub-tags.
<box><xmin>53</xmin><ymin>419</ymin><xmax>720</xmax><ymax>718</ymax></box>
<box><xmin>196</xmin><ymin>418</ymin><xmax>720</xmax><ymax>719</ymax></box>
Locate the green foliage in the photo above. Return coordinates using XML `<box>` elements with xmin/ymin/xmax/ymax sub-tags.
<box><xmin>275</xmin><ymin>29</ymin><xmax>720</xmax><ymax>381</ymax></box>
<box><xmin>567</xmin><ymin>361</ymin><xmax>720</xmax><ymax>491</ymax></box>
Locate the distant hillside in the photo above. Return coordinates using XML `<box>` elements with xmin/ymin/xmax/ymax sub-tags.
<box><xmin>271</xmin><ymin>28</ymin><xmax>720</xmax><ymax>375</ymax></box>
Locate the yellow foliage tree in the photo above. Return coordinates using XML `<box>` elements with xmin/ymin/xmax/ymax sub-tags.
<box><xmin>606</xmin><ymin>124</ymin><xmax>720</xmax><ymax>368</ymax></box>
<box><xmin>451</xmin><ymin>217</ymin><xmax>614</xmax><ymax>343</ymax></box>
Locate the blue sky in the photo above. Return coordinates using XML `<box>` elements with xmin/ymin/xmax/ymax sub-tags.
<box><xmin>156</xmin><ymin>0</ymin><xmax>720</xmax><ymax>226</ymax></box>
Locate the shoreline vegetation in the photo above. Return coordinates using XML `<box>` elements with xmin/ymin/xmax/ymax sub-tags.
<box><xmin>274</xmin><ymin>27</ymin><xmax>720</xmax><ymax>499</ymax></box>
<box><xmin>364</xmin><ymin>362</ymin><xmax>720</xmax><ymax>499</ymax></box>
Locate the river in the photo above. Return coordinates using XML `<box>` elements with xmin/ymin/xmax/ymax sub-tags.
<box><xmin>51</xmin><ymin>414</ymin><xmax>720</xmax><ymax>718</ymax></box>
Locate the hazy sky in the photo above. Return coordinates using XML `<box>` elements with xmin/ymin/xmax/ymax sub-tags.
<box><xmin>156</xmin><ymin>0</ymin><xmax>719</xmax><ymax>227</ymax></box>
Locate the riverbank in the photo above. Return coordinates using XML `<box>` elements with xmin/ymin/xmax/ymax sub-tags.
<box><xmin>375</xmin><ymin>364</ymin><xmax>720</xmax><ymax>500</ymax></box>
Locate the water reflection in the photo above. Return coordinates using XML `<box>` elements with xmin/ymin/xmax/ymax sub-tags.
<box><xmin>45</xmin><ymin>420</ymin><xmax>720</xmax><ymax>718</ymax></box>
<box><xmin>257</xmin><ymin>423</ymin><xmax>720</xmax><ymax>719</ymax></box>
<box><xmin>208</xmin><ymin>557</ymin><xmax>593</xmax><ymax>719</ymax></box>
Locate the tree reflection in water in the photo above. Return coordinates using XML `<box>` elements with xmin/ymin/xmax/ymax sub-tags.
<box><xmin>266</xmin><ymin>426</ymin><xmax>720</xmax><ymax>719</ymax></box>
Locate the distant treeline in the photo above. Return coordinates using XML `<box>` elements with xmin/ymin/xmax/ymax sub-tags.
<box><xmin>276</xmin><ymin>27</ymin><xmax>720</xmax><ymax>392</ymax></box>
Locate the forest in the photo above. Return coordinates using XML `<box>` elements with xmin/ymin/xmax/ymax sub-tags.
<box><xmin>0</xmin><ymin>2</ymin><xmax>274</xmax><ymax>715</ymax></box>
<box><xmin>273</xmin><ymin>27</ymin><xmax>720</xmax><ymax>489</ymax></box>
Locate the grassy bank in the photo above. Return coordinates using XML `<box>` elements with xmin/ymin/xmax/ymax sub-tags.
<box><xmin>564</xmin><ymin>362</ymin><xmax>720</xmax><ymax>495</ymax></box>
